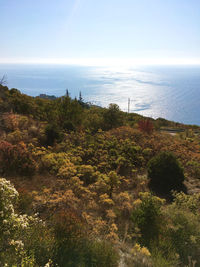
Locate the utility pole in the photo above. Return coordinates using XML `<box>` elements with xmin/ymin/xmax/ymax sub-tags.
<box><xmin>128</xmin><ymin>98</ymin><xmax>130</xmax><ymax>113</ymax></box>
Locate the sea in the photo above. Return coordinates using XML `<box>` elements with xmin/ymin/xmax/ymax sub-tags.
<box><xmin>0</xmin><ymin>64</ymin><xmax>200</xmax><ymax>126</ymax></box>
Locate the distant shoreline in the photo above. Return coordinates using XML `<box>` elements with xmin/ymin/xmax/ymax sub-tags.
<box><xmin>1</xmin><ymin>64</ymin><xmax>200</xmax><ymax>126</ymax></box>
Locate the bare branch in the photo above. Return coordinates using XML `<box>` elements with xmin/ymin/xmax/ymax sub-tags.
<box><xmin>0</xmin><ymin>75</ymin><xmax>7</xmax><ymax>86</ymax></box>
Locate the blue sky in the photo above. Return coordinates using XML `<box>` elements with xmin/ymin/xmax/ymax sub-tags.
<box><xmin>1</xmin><ymin>0</ymin><xmax>200</xmax><ymax>65</ymax></box>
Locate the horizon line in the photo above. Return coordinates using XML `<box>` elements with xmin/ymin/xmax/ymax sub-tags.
<box><xmin>1</xmin><ymin>57</ymin><xmax>200</xmax><ymax>67</ymax></box>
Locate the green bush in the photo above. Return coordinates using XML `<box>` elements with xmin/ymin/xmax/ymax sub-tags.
<box><xmin>103</xmin><ymin>104</ymin><xmax>124</xmax><ymax>130</ymax></box>
<box><xmin>83</xmin><ymin>240</ymin><xmax>119</xmax><ymax>267</ymax></box>
<box><xmin>147</xmin><ymin>152</ymin><xmax>185</xmax><ymax>197</ymax></box>
<box><xmin>131</xmin><ymin>193</ymin><xmax>163</xmax><ymax>248</ymax></box>
<box><xmin>163</xmin><ymin>192</ymin><xmax>200</xmax><ymax>266</ymax></box>
<box><xmin>45</xmin><ymin>123</ymin><xmax>61</xmax><ymax>146</ymax></box>
<box><xmin>186</xmin><ymin>160</ymin><xmax>200</xmax><ymax>179</ymax></box>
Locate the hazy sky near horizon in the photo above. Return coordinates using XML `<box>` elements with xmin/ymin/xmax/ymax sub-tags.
<box><xmin>1</xmin><ymin>0</ymin><xmax>200</xmax><ymax>65</ymax></box>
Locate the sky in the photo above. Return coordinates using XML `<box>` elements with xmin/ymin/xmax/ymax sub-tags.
<box><xmin>1</xmin><ymin>0</ymin><xmax>200</xmax><ymax>66</ymax></box>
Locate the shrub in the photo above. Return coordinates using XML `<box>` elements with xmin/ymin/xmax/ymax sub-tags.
<box><xmin>130</xmin><ymin>243</ymin><xmax>152</xmax><ymax>266</ymax></box>
<box><xmin>186</xmin><ymin>160</ymin><xmax>200</xmax><ymax>179</ymax></box>
<box><xmin>138</xmin><ymin>119</ymin><xmax>154</xmax><ymax>134</ymax></box>
<box><xmin>83</xmin><ymin>240</ymin><xmax>119</xmax><ymax>267</ymax></box>
<box><xmin>41</xmin><ymin>152</ymin><xmax>69</xmax><ymax>174</ymax></box>
<box><xmin>53</xmin><ymin>210</ymin><xmax>119</xmax><ymax>267</ymax></box>
<box><xmin>147</xmin><ymin>152</ymin><xmax>185</xmax><ymax>197</ymax></box>
<box><xmin>0</xmin><ymin>178</ymin><xmax>53</xmax><ymax>266</ymax></box>
<box><xmin>17</xmin><ymin>187</ymin><xmax>34</xmax><ymax>214</ymax></box>
<box><xmin>131</xmin><ymin>192</ymin><xmax>164</xmax><ymax>247</ymax></box>
<box><xmin>0</xmin><ymin>141</ymin><xmax>37</xmax><ymax>176</ymax></box>
<box><xmin>57</xmin><ymin>160</ymin><xmax>77</xmax><ymax>179</ymax></box>
<box><xmin>63</xmin><ymin>120</ymin><xmax>75</xmax><ymax>131</ymax></box>
<box><xmin>77</xmin><ymin>164</ymin><xmax>97</xmax><ymax>185</ymax></box>
<box><xmin>45</xmin><ymin>123</ymin><xmax>61</xmax><ymax>146</ymax></box>
<box><xmin>163</xmin><ymin>192</ymin><xmax>200</xmax><ymax>265</ymax></box>
<box><xmin>103</xmin><ymin>104</ymin><xmax>124</xmax><ymax>130</ymax></box>
<box><xmin>7</xmin><ymin>129</ymin><xmax>24</xmax><ymax>144</ymax></box>
<box><xmin>2</xmin><ymin>113</ymin><xmax>19</xmax><ymax>131</ymax></box>
<box><xmin>84</xmin><ymin>108</ymin><xmax>104</xmax><ymax>133</ymax></box>
<box><xmin>165</xmin><ymin>207</ymin><xmax>200</xmax><ymax>265</ymax></box>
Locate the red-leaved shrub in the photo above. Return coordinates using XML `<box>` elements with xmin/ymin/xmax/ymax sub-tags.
<box><xmin>138</xmin><ymin>119</ymin><xmax>154</xmax><ymax>134</ymax></box>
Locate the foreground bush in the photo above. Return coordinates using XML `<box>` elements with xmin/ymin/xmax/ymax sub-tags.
<box><xmin>163</xmin><ymin>192</ymin><xmax>200</xmax><ymax>266</ymax></box>
<box><xmin>131</xmin><ymin>193</ymin><xmax>164</xmax><ymax>248</ymax></box>
<box><xmin>0</xmin><ymin>178</ymin><xmax>53</xmax><ymax>266</ymax></box>
<box><xmin>53</xmin><ymin>211</ymin><xmax>119</xmax><ymax>267</ymax></box>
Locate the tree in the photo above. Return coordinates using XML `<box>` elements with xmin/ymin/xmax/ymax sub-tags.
<box><xmin>147</xmin><ymin>152</ymin><xmax>185</xmax><ymax>197</ymax></box>
<box><xmin>103</xmin><ymin>104</ymin><xmax>124</xmax><ymax>130</ymax></box>
<box><xmin>0</xmin><ymin>76</ymin><xmax>8</xmax><ymax>101</ymax></box>
<box><xmin>79</xmin><ymin>91</ymin><xmax>83</xmax><ymax>102</ymax></box>
<box><xmin>66</xmin><ymin>89</ymin><xmax>70</xmax><ymax>97</ymax></box>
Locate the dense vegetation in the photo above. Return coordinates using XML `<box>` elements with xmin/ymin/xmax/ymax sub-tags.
<box><xmin>0</xmin><ymin>83</ymin><xmax>200</xmax><ymax>266</ymax></box>
<box><xmin>148</xmin><ymin>151</ymin><xmax>186</xmax><ymax>198</ymax></box>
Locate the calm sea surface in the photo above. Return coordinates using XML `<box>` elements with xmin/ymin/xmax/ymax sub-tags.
<box><xmin>0</xmin><ymin>64</ymin><xmax>200</xmax><ymax>125</ymax></box>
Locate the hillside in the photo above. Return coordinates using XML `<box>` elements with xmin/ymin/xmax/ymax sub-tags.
<box><xmin>0</xmin><ymin>84</ymin><xmax>200</xmax><ymax>267</ymax></box>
